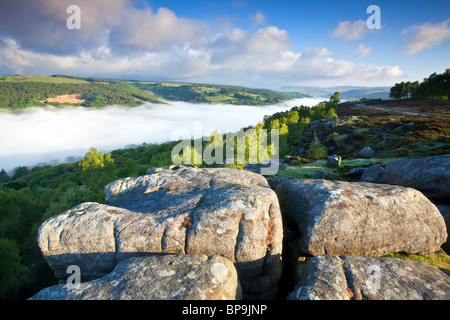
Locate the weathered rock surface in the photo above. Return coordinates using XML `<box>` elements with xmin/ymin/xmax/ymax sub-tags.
<box><xmin>289</xmin><ymin>255</ymin><xmax>450</xmax><ymax>300</ymax></box>
<box><xmin>311</xmin><ymin>169</ymin><xmax>339</xmax><ymax>180</ymax></box>
<box><xmin>385</xmin><ymin>155</ymin><xmax>450</xmax><ymax>199</ymax></box>
<box><xmin>37</xmin><ymin>166</ymin><xmax>283</xmax><ymax>297</ymax></box>
<box><xmin>358</xmin><ymin>146</ymin><xmax>377</xmax><ymax>158</ymax></box>
<box><xmin>360</xmin><ymin>164</ymin><xmax>386</xmax><ymax>183</ymax></box>
<box><xmin>275</xmin><ymin>179</ymin><xmax>447</xmax><ymax>257</ymax></box>
<box><xmin>326</xmin><ymin>155</ymin><xmax>341</xmax><ymax>167</ymax></box>
<box><xmin>436</xmin><ymin>204</ymin><xmax>450</xmax><ymax>254</ymax></box>
<box><xmin>30</xmin><ymin>254</ymin><xmax>241</xmax><ymax>300</ymax></box>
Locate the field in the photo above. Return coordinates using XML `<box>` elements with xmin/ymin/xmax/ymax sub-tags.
<box><xmin>0</xmin><ymin>75</ymin><xmax>90</xmax><ymax>84</ymax></box>
<box><xmin>275</xmin><ymin>101</ymin><xmax>450</xmax><ymax>181</ymax></box>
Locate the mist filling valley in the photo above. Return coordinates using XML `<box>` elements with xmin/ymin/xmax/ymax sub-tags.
<box><xmin>0</xmin><ymin>98</ymin><xmax>324</xmax><ymax>173</ymax></box>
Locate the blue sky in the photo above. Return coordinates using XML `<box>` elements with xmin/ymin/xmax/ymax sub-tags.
<box><xmin>0</xmin><ymin>0</ymin><xmax>449</xmax><ymax>88</ymax></box>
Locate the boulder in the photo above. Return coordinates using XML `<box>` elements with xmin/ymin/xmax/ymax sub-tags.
<box><xmin>436</xmin><ymin>204</ymin><xmax>450</xmax><ymax>255</ymax></box>
<box><xmin>347</xmin><ymin>167</ymin><xmax>366</xmax><ymax>178</ymax></box>
<box><xmin>37</xmin><ymin>166</ymin><xmax>283</xmax><ymax>298</ymax></box>
<box><xmin>275</xmin><ymin>179</ymin><xmax>447</xmax><ymax>257</ymax></box>
<box><xmin>265</xmin><ymin>176</ymin><xmax>297</xmax><ymax>190</ymax></box>
<box><xmin>289</xmin><ymin>255</ymin><xmax>450</xmax><ymax>300</ymax></box>
<box><xmin>360</xmin><ymin>164</ymin><xmax>386</xmax><ymax>183</ymax></box>
<box><xmin>385</xmin><ymin>155</ymin><xmax>450</xmax><ymax>199</ymax></box>
<box><xmin>326</xmin><ymin>155</ymin><xmax>341</xmax><ymax>167</ymax></box>
<box><xmin>358</xmin><ymin>146</ymin><xmax>377</xmax><ymax>158</ymax></box>
<box><xmin>30</xmin><ymin>254</ymin><xmax>241</xmax><ymax>300</ymax></box>
<box><xmin>311</xmin><ymin>169</ymin><xmax>339</xmax><ymax>180</ymax></box>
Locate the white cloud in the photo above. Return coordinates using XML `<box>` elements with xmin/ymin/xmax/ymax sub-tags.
<box><xmin>245</xmin><ymin>26</ymin><xmax>291</xmax><ymax>54</ymax></box>
<box><xmin>0</xmin><ymin>1</ymin><xmax>404</xmax><ymax>87</ymax></box>
<box><xmin>252</xmin><ymin>12</ymin><xmax>266</xmax><ymax>26</ymax></box>
<box><xmin>357</xmin><ymin>44</ymin><xmax>372</xmax><ymax>58</ymax></box>
<box><xmin>401</xmin><ymin>19</ymin><xmax>450</xmax><ymax>54</ymax></box>
<box><xmin>0</xmin><ymin>98</ymin><xmax>324</xmax><ymax>171</ymax></box>
<box><xmin>330</xmin><ymin>20</ymin><xmax>367</xmax><ymax>41</ymax></box>
<box><xmin>110</xmin><ymin>7</ymin><xmax>211</xmax><ymax>51</ymax></box>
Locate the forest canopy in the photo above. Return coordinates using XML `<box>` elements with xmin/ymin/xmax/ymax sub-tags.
<box><xmin>390</xmin><ymin>69</ymin><xmax>449</xmax><ymax>100</ymax></box>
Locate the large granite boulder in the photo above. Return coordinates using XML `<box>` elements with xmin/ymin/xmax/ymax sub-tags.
<box><xmin>275</xmin><ymin>179</ymin><xmax>447</xmax><ymax>257</ymax></box>
<box><xmin>360</xmin><ymin>164</ymin><xmax>386</xmax><ymax>183</ymax></box>
<box><xmin>37</xmin><ymin>166</ymin><xmax>283</xmax><ymax>298</ymax></box>
<box><xmin>385</xmin><ymin>155</ymin><xmax>450</xmax><ymax>199</ymax></box>
<box><xmin>30</xmin><ymin>254</ymin><xmax>241</xmax><ymax>300</ymax></box>
<box><xmin>288</xmin><ymin>255</ymin><xmax>450</xmax><ymax>300</ymax></box>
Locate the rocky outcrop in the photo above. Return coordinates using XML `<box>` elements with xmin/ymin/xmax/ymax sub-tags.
<box><xmin>275</xmin><ymin>179</ymin><xmax>447</xmax><ymax>257</ymax></box>
<box><xmin>30</xmin><ymin>254</ymin><xmax>241</xmax><ymax>300</ymax></box>
<box><xmin>359</xmin><ymin>156</ymin><xmax>450</xmax><ymax>199</ymax></box>
<box><xmin>311</xmin><ymin>169</ymin><xmax>339</xmax><ymax>180</ymax></box>
<box><xmin>385</xmin><ymin>155</ymin><xmax>450</xmax><ymax>199</ymax></box>
<box><xmin>437</xmin><ymin>204</ymin><xmax>450</xmax><ymax>254</ymax></box>
<box><xmin>360</xmin><ymin>164</ymin><xmax>386</xmax><ymax>183</ymax></box>
<box><xmin>358</xmin><ymin>146</ymin><xmax>377</xmax><ymax>158</ymax></box>
<box><xmin>37</xmin><ymin>165</ymin><xmax>283</xmax><ymax>298</ymax></box>
<box><xmin>326</xmin><ymin>155</ymin><xmax>341</xmax><ymax>167</ymax></box>
<box><xmin>288</xmin><ymin>255</ymin><xmax>450</xmax><ymax>300</ymax></box>
<box><xmin>32</xmin><ymin>163</ymin><xmax>450</xmax><ymax>301</ymax></box>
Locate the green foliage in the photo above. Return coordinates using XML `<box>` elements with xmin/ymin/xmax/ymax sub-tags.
<box><xmin>0</xmin><ymin>169</ymin><xmax>11</xmax><ymax>183</ymax></box>
<box><xmin>306</xmin><ymin>137</ymin><xmax>328</xmax><ymax>159</ymax></box>
<box><xmin>386</xmin><ymin>251</ymin><xmax>450</xmax><ymax>270</ymax></box>
<box><xmin>389</xmin><ymin>81</ymin><xmax>419</xmax><ymax>99</ymax></box>
<box><xmin>261</xmin><ymin>94</ymin><xmax>338</xmax><ymax>158</ymax></box>
<box><xmin>0</xmin><ymin>80</ymin><xmax>161</xmax><ymax>109</ymax></box>
<box><xmin>79</xmin><ymin>147</ymin><xmax>114</xmax><ymax>171</ymax></box>
<box><xmin>63</xmin><ymin>185</ymin><xmax>95</xmax><ymax>207</ymax></box>
<box><xmin>12</xmin><ymin>166</ymin><xmax>30</xmax><ymax>180</ymax></box>
<box><xmin>390</xmin><ymin>69</ymin><xmax>450</xmax><ymax>101</ymax></box>
<box><xmin>410</xmin><ymin>69</ymin><xmax>450</xmax><ymax>100</ymax></box>
<box><xmin>0</xmin><ymin>239</ymin><xmax>30</xmax><ymax>299</ymax></box>
<box><xmin>131</xmin><ymin>82</ymin><xmax>300</xmax><ymax>105</ymax></box>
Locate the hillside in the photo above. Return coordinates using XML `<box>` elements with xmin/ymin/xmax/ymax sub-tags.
<box><xmin>0</xmin><ymin>75</ymin><xmax>305</xmax><ymax>108</ymax></box>
<box><xmin>279</xmin><ymin>85</ymin><xmax>391</xmax><ymax>100</ymax></box>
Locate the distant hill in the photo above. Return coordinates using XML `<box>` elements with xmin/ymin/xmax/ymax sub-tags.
<box><xmin>279</xmin><ymin>85</ymin><xmax>391</xmax><ymax>100</ymax></box>
<box><xmin>0</xmin><ymin>75</ymin><xmax>308</xmax><ymax>108</ymax></box>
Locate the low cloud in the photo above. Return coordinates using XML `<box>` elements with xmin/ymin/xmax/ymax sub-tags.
<box><xmin>401</xmin><ymin>19</ymin><xmax>450</xmax><ymax>54</ymax></box>
<box><xmin>0</xmin><ymin>98</ymin><xmax>324</xmax><ymax>171</ymax></box>
<box><xmin>330</xmin><ymin>20</ymin><xmax>367</xmax><ymax>41</ymax></box>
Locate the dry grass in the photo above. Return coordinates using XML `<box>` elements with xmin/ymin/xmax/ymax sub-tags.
<box><xmin>41</xmin><ymin>94</ymin><xmax>86</xmax><ymax>104</ymax></box>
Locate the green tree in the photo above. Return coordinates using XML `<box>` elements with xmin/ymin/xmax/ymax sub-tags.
<box><xmin>330</xmin><ymin>91</ymin><xmax>341</xmax><ymax>104</ymax></box>
<box><xmin>0</xmin><ymin>239</ymin><xmax>30</xmax><ymax>299</ymax></box>
<box><xmin>0</xmin><ymin>169</ymin><xmax>11</xmax><ymax>183</ymax></box>
<box><xmin>79</xmin><ymin>147</ymin><xmax>114</xmax><ymax>170</ymax></box>
<box><xmin>12</xmin><ymin>166</ymin><xmax>30</xmax><ymax>180</ymax></box>
<box><xmin>63</xmin><ymin>185</ymin><xmax>95</xmax><ymax>207</ymax></box>
<box><xmin>306</xmin><ymin>137</ymin><xmax>327</xmax><ymax>159</ymax></box>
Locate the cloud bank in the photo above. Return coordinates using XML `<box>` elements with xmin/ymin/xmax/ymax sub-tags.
<box><xmin>0</xmin><ymin>0</ymin><xmax>404</xmax><ymax>87</ymax></box>
<box><xmin>0</xmin><ymin>98</ymin><xmax>324</xmax><ymax>171</ymax></box>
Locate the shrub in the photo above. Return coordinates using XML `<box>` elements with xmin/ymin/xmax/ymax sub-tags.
<box><xmin>306</xmin><ymin>138</ymin><xmax>327</xmax><ymax>159</ymax></box>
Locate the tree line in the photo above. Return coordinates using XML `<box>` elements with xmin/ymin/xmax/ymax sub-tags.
<box><xmin>0</xmin><ymin>82</ymin><xmax>160</xmax><ymax>109</ymax></box>
<box><xmin>390</xmin><ymin>69</ymin><xmax>449</xmax><ymax>100</ymax></box>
